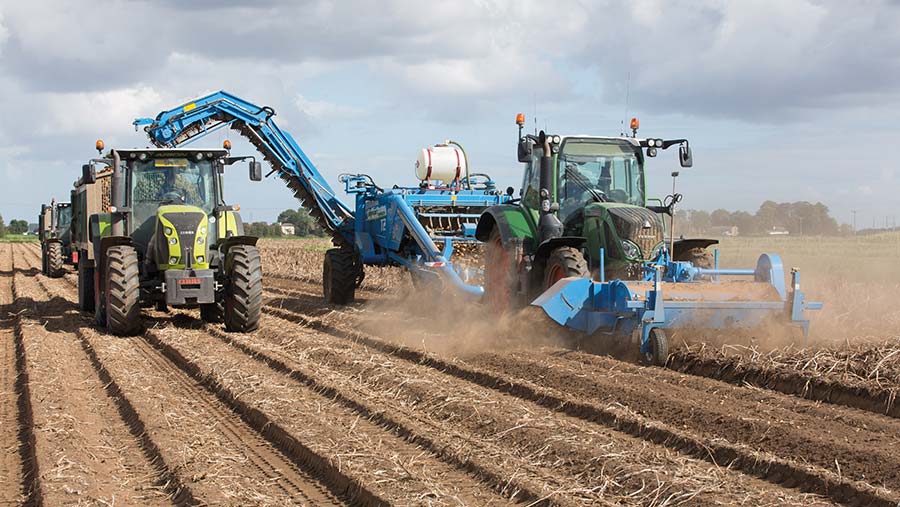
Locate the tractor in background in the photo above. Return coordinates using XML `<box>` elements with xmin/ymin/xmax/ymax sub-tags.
<box><xmin>75</xmin><ymin>140</ymin><xmax>264</xmax><ymax>335</ymax></box>
<box><xmin>39</xmin><ymin>199</ymin><xmax>74</xmax><ymax>278</ymax></box>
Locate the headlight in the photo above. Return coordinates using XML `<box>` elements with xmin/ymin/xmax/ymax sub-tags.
<box><xmin>169</xmin><ymin>256</ymin><xmax>179</xmax><ymax>265</ymax></box>
<box><xmin>169</xmin><ymin>237</ymin><xmax>177</xmax><ymax>245</ymax></box>
<box><xmin>164</xmin><ymin>227</ymin><xmax>173</xmax><ymax>236</ymax></box>
<box><xmin>552</xmin><ymin>135</ymin><xmax>561</xmax><ymax>144</ymax></box>
<box><xmin>199</xmin><ymin>226</ymin><xmax>207</xmax><ymax>235</ymax></box>
<box><xmin>621</xmin><ymin>240</ymin><xmax>641</xmax><ymax>260</ymax></box>
<box><xmin>196</xmin><ymin>256</ymin><xmax>205</xmax><ymax>263</ymax></box>
<box><xmin>197</xmin><ymin>237</ymin><xmax>205</xmax><ymax>245</ymax></box>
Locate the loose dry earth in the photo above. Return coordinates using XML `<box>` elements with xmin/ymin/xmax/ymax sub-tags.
<box><xmin>1</xmin><ymin>239</ymin><xmax>898</xmax><ymax>506</ymax></box>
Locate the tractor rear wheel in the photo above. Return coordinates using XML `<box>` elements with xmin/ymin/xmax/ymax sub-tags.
<box><xmin>543</xmin><ymin>247</ymin><xmax>590</xmax><ymax>290</ymax></box>
<box><xmin>642</xmin><ymin>327</ymin><xmax>669</xmax><ymax>366</ymax></box>
<box><xmin>77</xmin><ymin>255</ymin><xmax>95</xmax><ymax>312</ymax></box>
<box><xmin>675</xmin><ymin>247</ymin><xmax>713</xmax><ymax>269</ymax></box>
<box><xmin>323</xmin><ymin>248</ymin><xmax>361</xmax><ymax>305</ymax></box>
<box><xmin>104</xmin><ymin>245</ymin><xmax>141</xmax><ymax>336</ymax></box>
<box><xmin>483</xmin><ymin>227</ymin><xmax>518</xmax><ymax>313</ymax></box>
<box><xmin>224</xmin><ymin>245</ymin><xmax>262</xmax><ymax>332</ymax></box>
<box><xmin>47</xmin><ymin>242</ymin><xmax>64</xmax><ymax>278</ymax></box>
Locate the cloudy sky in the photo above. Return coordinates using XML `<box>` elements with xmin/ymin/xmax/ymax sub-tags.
<box><xmin>1</xmin><ymin>0</ymin><xmax>898</xmax><ymax>228</ymax></box>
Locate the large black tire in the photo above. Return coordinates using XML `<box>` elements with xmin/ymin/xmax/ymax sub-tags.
<box><xmin>41</xmin><ymin>245</ymin><xmax>48</xmax><ymax>275</ymax></box>
<box><xmin>483</xmin><ymin>227</ymin><xmax>518</xmax><ymax>313</ymax></box>
<box><xmin>200</xmin><ymin>301</ymin><xmax>224</xmax><ymax>324</ymax></box>
<box><xmin>224</xmin><ymin>245</ymin><xmax>262</xmax><ymax>332</ymax></box>
<box><xmin>323</xmin><ymin>248</ymin><xmax>361</xmax><ymax>305</ymax></box>
<box><xmin>104</xmin><ymin>245</ymin><xmax>141</xmax><ymax>336</ymax></box>
<box><xmin>675</xmin><ymin>247</ymin><xmax>713</xmax><ymax>269</ymax></box>
<box><xmin>642</xmin><ymin>327</ymin><xmax>669</xmax><ymax>366</ymax></box>
<box><xmin>47</xmin><ymin>242</ymin><xmax>64</xmax><ymax>278</ymax></box>
<box><xmin>77</xmin><ymin>255</ymin><xmax>95</xmax><ymax>312</ymax></box>
<box><xmin>543</xmin><ymin>247</ymin><xmax>590</xmax><ymax>289</ymax></box>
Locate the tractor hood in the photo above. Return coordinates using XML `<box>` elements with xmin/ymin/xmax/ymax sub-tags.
<box><xmin>585</xmin><ymin>203</ymin><xmax>665</xmax><ymax>261</ymax></box>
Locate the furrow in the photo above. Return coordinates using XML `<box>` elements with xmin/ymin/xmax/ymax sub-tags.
<box><xmin>262</xmin><ymin>303</ymin><xmax>899</xmax><ymax>507</ymax></box>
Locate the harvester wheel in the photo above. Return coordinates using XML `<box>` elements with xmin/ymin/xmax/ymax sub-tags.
<box><xmin>675</xmin><ymin>247</ymin><xmax>713</xmax><ymax>269</ymax></box>
<box><xmin>323</xmin><ymin>248</ymin><xmax>361</xmax><ymax>305</ymax></box>
<box><xmin>104</xmin><ymin>245</ymin><xmax>141</xmax><ymax>336</ymax></box>
<box><xmin>543</xmin><ymin>247</ymin><xmax>590</xmax><ymax>289</ymax></box>
<box><xmin>47</xmin><ymin>242</ymin><xmax>64</xmax><ymax>278</ymax></box>
<box><xmin>642</xmin><ymin>328</ymin><xmax>669</xmax><ymax>366</ymax></box>
<box><xmin>200</xmin><ymin>302</ymin><xmax>224</xmax><ymax>324</ymax></box>
<box><xmin>484</xmin><ymin>227</ymin><xmax>518</xmax><ymax>313</ymax></box>
<box><xmin>77</xmin><ymin>255</ymin><xmax>95</xmax><ymax>312</ymax></box>
<box><xmin>224</xmin><ymin>245</ymin><xmax>262</xmax><ymax>332</ymax></box>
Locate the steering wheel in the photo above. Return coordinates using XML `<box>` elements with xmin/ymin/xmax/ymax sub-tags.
<box><xmin>581</xmin><ymin>188</ymin><xmax>608</xmax><ymax>203</ymax></box>
<box><xmin>160</xmin><ymin>191</ymin><xmax>185</xmax><ymax>204</ymax></box>
<box><xmin>608</xmin><ymin>189</ymin><xmax>629</xmax><ymax>203</ymax></box>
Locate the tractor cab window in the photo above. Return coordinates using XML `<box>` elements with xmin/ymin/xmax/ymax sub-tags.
<box><xmin>57</xmin><ymin>206</ymin><xmax>72</xmax><ymax>229</ymax></box>
<box><xmin>558</xmin><ymin>139</ymin><xmax>644</xmax><ymax>221</ymax></box>
<box><xmin>522</xmin><ymin>147</ymin><xmax>543</xmax><ymax>210</ymax></box>
<box><xmin>131</xmin><ymin>158</ymin><xmax>217</xmax><ymax>240</ymax></box>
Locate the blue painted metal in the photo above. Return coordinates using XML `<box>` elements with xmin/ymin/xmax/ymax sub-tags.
<box><xmin>535</xmin><ymin>252</ymin><xmax>823</xmax><ymax>354</ymax></box>
<box><xmin>137</xmin><ymin>91</ymin><xmax>509</xmax><ymax>299</ymax></box>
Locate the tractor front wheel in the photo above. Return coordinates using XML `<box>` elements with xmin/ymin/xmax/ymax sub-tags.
<box><xmin>77</xmin><ymin>255</ymin><xmax>95</xmax><ymax>312</ymax></box>
<box><xmin>543</xmin><ymin>247</ymin><xmax>590</xmax><ymax>290</ymax></box>
<box><xmin>47</xmin><ymin>242</ymin><xmax>64</xmax><ymax>278</ymax></box>
<box><xmin>323</xmin><ymin>248</ymin><xmax>361</xmax><ymax>305</ymax></box>
<box><xmin>224</xmin><ymin>245</ymin><xmax>262</xmax><ymax>332</ymax></box>
<box><xmin>200</xmin><ymin>301</ymin><xmax>224</xmax><ymax>324</ymax></box>
<box><xmin>104</xmin><ymin>245</ymin><xmax>141</xmax><ymax>336</ymax></box>
<box><xmin>642</xmin><ymin>327</ymin><xmax>669</xmax><ymax>366</ymax></box>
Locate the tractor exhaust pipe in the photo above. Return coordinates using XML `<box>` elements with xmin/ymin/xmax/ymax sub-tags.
<box><xmin>537</xmin><ymin>132</ymin><xmax>563</xmax><ymax>243</ymax></box>
<box><xmin>110</xmin><ymin>150</ymin><xmax>125</xmax><ymax>237</ymax></box>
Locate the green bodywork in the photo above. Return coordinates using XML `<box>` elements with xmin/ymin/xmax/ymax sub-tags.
<box><xmin>155</xmin><ymin>204</ymin><xmax>211</xmax><ymax>270</ymax></box>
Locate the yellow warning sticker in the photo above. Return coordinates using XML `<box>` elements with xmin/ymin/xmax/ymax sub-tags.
<box><xmin>183</xmin><ymin>103</ymin><xmax>197</xmax><ymax>112</ymax></box>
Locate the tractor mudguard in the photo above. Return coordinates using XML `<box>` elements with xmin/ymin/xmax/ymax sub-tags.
<box><xmin>672</xmin><ymin>238</ymin><xmax>719</xmax><ymax>258</ymax></box>
<box><xmin>475</xmin><ymin>205</ymin><xmax>534</xmax><ymax>245</ymax></box>
<box><xmin>534</xmin><ymin>236</ymin><xmax>587</xmax><ymax>263</ymax></box>
<box><xmin>218</xmin><ymin>235</ymin><xmax>258</xmax><ymax>255</ymax></box>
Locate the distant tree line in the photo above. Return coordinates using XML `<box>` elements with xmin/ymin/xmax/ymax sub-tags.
<box><xmin>674</xmin><ymin>201</ymin><xmax>847</xmax><ymax>236</ymax></box>
<box><xmin>242</xmin><ymin>207</ymin><xmax>325</xmax><ymax>238</ymax></box>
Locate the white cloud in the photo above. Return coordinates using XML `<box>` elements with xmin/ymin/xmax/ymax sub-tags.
<box><xmin>39</xmin><ymin>87</ymin><xmax>163</xmax><ymax>136</ymax></box>
<box><xmin>294</xmin><ymin>94</ymin><xmax>364</xmax><ymax>120</ymax></box>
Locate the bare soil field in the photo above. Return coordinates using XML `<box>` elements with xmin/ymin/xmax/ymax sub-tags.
<box><xmin>0</xmin><ymin>238</ymin><xmax>897</xmax><ymax>506</ymax></box>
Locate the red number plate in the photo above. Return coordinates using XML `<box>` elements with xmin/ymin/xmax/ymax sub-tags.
<box><xmin>178</xmin><ymin>278</ymin><xmax>202</xmax><ymax>285</ymax></box>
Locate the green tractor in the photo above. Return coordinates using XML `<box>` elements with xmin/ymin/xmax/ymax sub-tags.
<box><xmin>476</xmin><ymin>116</ymin><xmax>717</xmax><ymax>309</ymax></box>
<box><xmin>77</xmin><ymin>141</ymin><xmax>264</xmax><ymax>335</ymax></box>
<box><xmin>39</xmin><ymin>199</ymin><xmax>74</xmax><ymax>278</ymax></box>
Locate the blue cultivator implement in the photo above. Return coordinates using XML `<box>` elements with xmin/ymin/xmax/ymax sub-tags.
<box><xmin>135</xmin><ymin>91</ymin><xmax>510</xmax><ymax>303</ymax></box>
<box><xmin>534</xmin><ymin>252</ymin><xmax>823</xmax><ymax>364</ymax></box>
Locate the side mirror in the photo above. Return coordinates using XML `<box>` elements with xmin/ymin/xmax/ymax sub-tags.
<box><xmin>506</xmin><ymin>186</ymin><xmax>515</xmax><ymax>197</ymax></box>
<box><xmin>679</xmin><ymin>144</ymin><xmax>693</xmax><ymax>168</ymax></box>
<box><xmin>82</xmin><ymin>163</ymin><xmax>96</xmax><ymax>184</ymax></box>
<box><xmin>517</xmin><ymin>139</ymin><xmax>532</xmax><ymax>163</ymax></box>
<box><xmin>249</xmin><ymin>161</ymin><xmax>262</xmax><ymax>181</ymax></box>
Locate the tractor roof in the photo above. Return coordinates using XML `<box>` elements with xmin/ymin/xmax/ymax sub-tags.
<box><xmin>560</xmin><ymin>135</ymin><xmax>641</xmax><ymax>146</ymax></box>
<box><xmin>107</xmin><ymin>148</ymin><xmax>230</xmax><ymax>157</ymax></box>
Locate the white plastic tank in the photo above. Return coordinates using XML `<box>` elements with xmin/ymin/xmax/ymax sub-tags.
<box><xmin>415</xmin><ymin>145</ymin><xmax>466</xmax><ymax>183</ymax></box>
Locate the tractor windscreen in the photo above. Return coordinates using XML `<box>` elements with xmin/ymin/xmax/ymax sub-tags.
<box><xmin>131</xmin><ymin>158</ymin><xmax>216</xmax><ymax>229</ymax></box>
<box><xmin>558</xmin><ymin>139</ymin><xmax>644</xmax><ymax>212</ymax></box>
<box><xmin>57</xmin><ymin>206</ymin><xmax>72</xmax><ymax>229</ymax></box>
